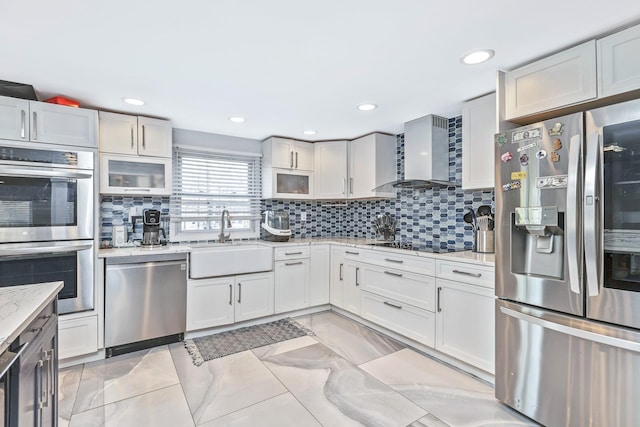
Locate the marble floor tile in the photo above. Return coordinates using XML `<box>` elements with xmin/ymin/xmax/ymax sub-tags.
<box><xmin>73</xmin><ymin>345</ymin><xmax>180</xmax><ymax>413</ymax></box>
<box><xmin>295</xmin><ymin>311</ymin><xmax>404</xmax><ymax>365</ymax></box>
<box><xmin>58</xmin><ymin>365</ymin><xmax>83</xmax><ymax>427</ymax></box>
<box><xmin>169</xmin><ymin>344</ymin><xmax>287</xmax><ymax>425</ymax></box>
<box><xmin>251</xmin><ymin>335</ymin><xmax>318</xmax><ymax>359</ymax></box>
<box><xmin>262</xmin><ymin>342</ymin><xmax>427</xmax><ymax>427</ymax></box>
<box><xmin>68</xmin><ymin>384</ymin><xmax>194</xmax><ymax>427</ymax></box>
<box><xmin>360</xmin><ymin>348</ymin><xmax>538</xmax><ymax>427</ymax></box>
<box><xmin>199</xmin><ymin>392</ymin><xmax>321</xmax><ymax>427</ymax></box>
<box><xmin>409</xmin><ymin>414</ymin><xmax>451</xmax><ymax>427</ymax></box>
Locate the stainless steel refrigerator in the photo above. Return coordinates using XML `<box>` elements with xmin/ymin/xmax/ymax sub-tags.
<box><xmin>495</xmin><ymin>98</ymin><xmax>640</xmax><ymax>427</ymax></box>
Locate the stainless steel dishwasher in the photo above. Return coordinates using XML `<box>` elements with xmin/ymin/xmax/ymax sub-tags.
<box><xmin>105</xmin><ymin>253</ymin><xmax>187</xmax><ymax>357</ymax></box>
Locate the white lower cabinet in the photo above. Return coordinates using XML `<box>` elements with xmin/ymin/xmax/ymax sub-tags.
<box><xmin>187</xmin><ymin>272</ymin><xmax>274</xmax><ymax>331</ymax></box>
<box><xmin>275</xmin><ymin>258</ymin><xmax>309</xmax><ymax>313</ymax></box>
<box><xmin>58</xmin><ymin>315</ymin><xmax>98</xmax><ymax>360</ymax></box>
<box><xmin>342</xmin><ymin>261</ymin><xmax>361</xmax><ymax>315</ymax></box>
<box><xmin>435</xmin><ymin>278</ymin><xmax>495</xmax><ymax>374</ymax></box>
<box><xmin>330</xmin><ymin>247</ymin><xmax>345</xmax><ymax>307</ymax></box>
<box><xmin>361</xmin><ymin>291</ymin><xmax>435</xmax><ymax>347</ymax></box>
<box><xmin>309</xmin><ymin>244</ymin><xmax>330</xmax><ymax>306</ymax></box>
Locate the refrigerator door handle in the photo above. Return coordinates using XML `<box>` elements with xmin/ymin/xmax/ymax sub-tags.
<box><xmin>500</xmin><ymin>305</ymin><xmax>640</xmax><ymax>353</ymax></box>
<box><xmin>584</xmin><ymin>131</ymin><xmax>601</xmax><ymax>297</ymax></box>
<box><xmin>567</xmin><ymin>134</ymin><xmax>582</xmax><ymax>294</ymax></box>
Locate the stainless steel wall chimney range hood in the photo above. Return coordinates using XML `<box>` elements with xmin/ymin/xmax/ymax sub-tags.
<box><xmin>374</xmin><ymin>114</ymin><xmax>453</xmax><ymax>192</ymax></box>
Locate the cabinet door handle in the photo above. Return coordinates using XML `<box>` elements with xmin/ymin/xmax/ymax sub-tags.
<box><xmin>237</xmin><ymin>283</ymin><xmax>242</xmax><ymax>304</ymax></box>
<box><xmin>345</xmin><ymin>250</ymin><xmax>359</xmax><ymax>255</ymax></box>
<box><xmin>384</xmin><ymin>301</ymin><xmax>402</xmax><ymax>310</ymax></box>
<box><xmin>452</xmin><ymin>269</ymin><xmax>481</xmax><ymax>278</ymax></box>
<box><xmin>350</xmin><ymin>177</ymin><xmax>354</xmax><ymax>194</ymax></box>
<box><xmin>141</xmin><ymin>125</ymin><xmax>146</xmax><ymax>149</ymax></box>
<box><xmin>228</xmin><ymin>284</ymin><xmax>232</xmax><ymax>305</ymax></box>
<box><xmin>437</xmin><ymin>286</ymin><xmax>442</xmax><ymax>312</ymax></box>
<box><xmin>285</xmin><ymin>261</ymin><xmax>303</xmax><ymax>266</ymax></box>
<box><xmin>45</xmin><ymin>349</ymin><xmax>54</xmax><ymax>405</ymax></box>
<box><xmin>285</xmin><ymin>251</ymin><xmax>303</xmax><ymax>256</ymax></box>
<box><xmin>356</xmin><ymin>267</ymin><xmax>360</xmax><ymax>286</ymax></box>
<box><xmin>21</xmin><ymin>109</ymin><xmax>26</xmax><ymax>138</ymax></box>
<box><xmin>384</xmin><ymin>258</ymin><xmax>404</xmax><ymax>264</ymax></box>
<box><xmin>290</xmin><ymin>151</ymin><xmax>294</xmax><ymax>168</ymax></box>
<box><xmin>131</xmin><ymin>124</ymin><xmax>135</xmax><ymax>149</ymax></box>
<box><xmin>339</xmin><ymin>263</ymin><xmax>343</xmax><ymax>280</ymax></box>
<box><xmin>32</xmin><ymin>111</ymin><xmax>38</xmax><ymax>140</ymax></box>
<box><xmin>384</xmin><ymin>270</ymin><xmax>403</xmax><ymax>277</ymax></box>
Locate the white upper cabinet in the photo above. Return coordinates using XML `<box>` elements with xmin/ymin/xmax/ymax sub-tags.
<box><xmin>314</xmin><ymin>140</ymin><xmax>348</xmax><ymax>199</ymax></box>
<box><xmin>505</xmin><ymin>40</ymin><xmax>597</xmax><ymax>120</ymax></box>
<box><xmin>0</xmin><ymin>96</ymin><xmax>98</xmax><ymax>148</ymax></box>
<box><xmin>263</xmin><ymin>137</ymin><xmax>314</xmax><ymax>170</ymax></box>
<box><xmin>99</xmin><ymin>111</ymin><xmax>172</xmax><ymax>158</ymax></box>
<box><xmin>462</xmin><ymin>93</ymin><xmax>496</xmax><ymax>190</ymax></box>
<box><xmin>349</xmin><ymin>133</ymin><xmax>396</xmax><ymax>199</ymax></box>
<box><xmin>598</xmin><ymin>24</ymin><xmax>640</xmax><ymax>98</ymax></box>
<box><xmin>0</xmin><ymin>96</ymin><xmax>31</xmax><ymax>141</ymax></box>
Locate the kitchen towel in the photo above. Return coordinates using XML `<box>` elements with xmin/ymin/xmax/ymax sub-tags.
<box><xmin>184</xmin><ymin>318</ymin><xmax>314</xmax><ymax>366</ymax></box>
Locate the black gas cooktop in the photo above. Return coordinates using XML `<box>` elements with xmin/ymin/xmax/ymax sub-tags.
<box><xmin>366</xmin><ymin>241</ymin><xmax>469</xmax><ymax>253</ymax></box>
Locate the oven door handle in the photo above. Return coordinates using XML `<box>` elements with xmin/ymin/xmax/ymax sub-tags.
<box><xmin>0</xmin><ymin>166</ymin><xmax>92</xmax><ymax>180</ymax></box>
<box><xmin>0</xmin><ymin>243</ymin><xmax>92</xmax><ymax>256</ymax></box>
<box><xmin>0</xmin><ymin>342</ymin><xmax>28</xmax><ymax>378</ymax></box>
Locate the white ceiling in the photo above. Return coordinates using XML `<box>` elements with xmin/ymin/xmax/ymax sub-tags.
<box><xmin>1</xmin><ymin>1</ymin><xmax>639</xmax><ymax>141</ymax></box>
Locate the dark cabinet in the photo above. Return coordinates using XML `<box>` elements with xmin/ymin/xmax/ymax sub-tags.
<box><xmin>9</xmin><ymin>301</ymin><xmax>57</xmax><ymax>427</ymax></box>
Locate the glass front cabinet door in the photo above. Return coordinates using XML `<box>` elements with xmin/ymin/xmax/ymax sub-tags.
<box><xmin>100</xmin><ymin>154</ymin><xmax>172</xmax><ymax>195</ymax></box>
<box><xmin>263</xmin><ymin>168</ymin><xmax>313</xmax><ymax>199</ymax></box>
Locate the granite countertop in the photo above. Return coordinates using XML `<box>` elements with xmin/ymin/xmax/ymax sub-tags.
<box><xmin>98</xmin><ymin>237</ymin><xmax>494</xmax><ymax>266</ymax></box>
<box><xmin>0</xmin><ymin>281</ymin><xmax>63</xmax><ymax>355</ymax></box>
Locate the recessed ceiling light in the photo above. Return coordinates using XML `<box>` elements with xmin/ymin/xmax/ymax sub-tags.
<box><xmin>357</xmin><ymin>103</ymin><xmax>377</xmax><ymax>111</ymax></box>
<box><xmin>229</xmin><ymin>116</ymin><xmax>246</xmax><ymax>123</ymax></box>
<box><xmin>303</xmin><ymin>130</ymin><xmax>316</xmax><ymax>135</ymax></box>
<box><xmin>123</xmin><ymin>98</ymin><xmax>145</xmax><ymax>106</ymax></box>
<box><xmin>460</xmin><ymin>49</ymin><xmax>495</xmax><ymax>65</ymax></box>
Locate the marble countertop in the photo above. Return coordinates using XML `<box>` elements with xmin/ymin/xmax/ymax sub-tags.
<box><xmin>98</xmin><ymin>237</ymin><xmax>494</xmax><ymax>266</ymax></box>
<box><xmin>0</xmin><ymin>281</ymin><xmax>63</xmax><ymax>355</ymax></box>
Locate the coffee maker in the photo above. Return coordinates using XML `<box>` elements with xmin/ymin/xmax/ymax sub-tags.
<box><xmin>141</xmin><ymin>209</ymin><xmax>166</xmax><ymax>247</ymax></box>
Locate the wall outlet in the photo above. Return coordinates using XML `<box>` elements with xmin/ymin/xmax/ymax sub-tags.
<box><xmin>301</xmin><ymin>212</ymin><xmax>307</xmax><ymax>221</ymax></box>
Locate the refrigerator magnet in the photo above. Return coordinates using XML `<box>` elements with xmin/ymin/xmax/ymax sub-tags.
<box><xmin>501</xmin><ymin>152</ymin><xmax>513</xmax><ymax>162</ymax></box>
<box><xmin>502</xmin><ymin>181</ymin><xmax>522</xmax><ymax>192</ymax></box>
<box><xmin>519</xmin><ymin>153</ymin><xmax>529</xmax><ymax>166</ymax></box>
<box><xmin>511</xmin><ymin>171</ymin><xmax>527</xmax><ymax>180</ymax></box>
<box><xmin>548</xmin><ymin>122</ymin><xmax>564</xmax><ymax>136</ymax></box>
<box><xmin>553</xmin><ymin>138</ymin><xmax>562</xmax><ymax>150</ymax></box>
<box><xmin>535</xmin><ymin>150</ymin><xmax>547</xmax><ymax>159</ymax></box>
<box><xmin>495</xmin><ymin>133</ymin><xmax>508</xmax><ymax>146</ymax></box>
<box><xmin>517</xmin><ymin>142</ymin><xmax>538</xmax><ymax>152</ymax></box>
<box><xmin>550</xmin><ymin>151</ymin><xmax>560</xmax><ymax>162</ymax></box>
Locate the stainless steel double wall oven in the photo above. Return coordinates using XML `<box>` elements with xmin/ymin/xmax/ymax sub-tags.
<box><xmin>0</xmin><ymin>141</ymin><xmax>95</xmax><ymax>314</ymax></box>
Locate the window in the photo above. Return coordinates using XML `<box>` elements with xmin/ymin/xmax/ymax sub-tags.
<box><xmin>171</xmin><ymin>146</ymin><xmax>262</xmax><ymax>241</ymax></box>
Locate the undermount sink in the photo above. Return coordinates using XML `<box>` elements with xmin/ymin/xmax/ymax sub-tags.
<box><xmin>189</xmin><ymin>244</ymin><xmax>273</xmax><ymax>279</ymax></box>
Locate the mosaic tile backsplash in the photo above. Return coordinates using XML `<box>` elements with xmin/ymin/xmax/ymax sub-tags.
<box><xmin>100</xmin><ymin>116</ymin><xmax>495</xmax><ymax>249</ymax></box>
<box><xmin>262</xmin><ymin>117</ymin><xmax>495</xmax><ymax>249</ymax></box>
<box><xmin>100</xmin><ymin>196</ymin><xmax>171</xmax><ymax>243</ymax></box>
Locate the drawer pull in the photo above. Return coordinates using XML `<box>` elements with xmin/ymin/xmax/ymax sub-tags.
<box><xmin>345</xmin><ymin>250</ymin><xmax>360</xmax><ymax>255</ymax></box>
<box><xmin>384</xmin><ymin>270</ymin><xmax>403</xmax><ymax>277</ymax></box>
<box><xmin>31</xmin><ymin>327</ymin><xmax>43</xmax><ymax>333</ymax></box>
<box><xmin>384</xmin><ymin>258</ymin><xmax>404</xmax><ymax>264</ymax></box>
<box><xmin>383</xmin><ymin>301</ymin><xmax>403</xmax><ymax>310</ymax></box>
<box><xmin>285</xmin><ymin>261</ymin><xmax>303</xmax><ymax>266</ymax></box>
<box><xmin>452</xmin><ymin>269</ymin><xmax>482</xmax><ymax>278</ymax></box>
<box><xmin>285</xmin><ymin>251</ymin><xmax>303</xmax><ymax>256</ymax></box>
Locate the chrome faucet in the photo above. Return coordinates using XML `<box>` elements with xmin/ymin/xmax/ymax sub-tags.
<box><xmin>219</xmin><ymin>210</ymin><xmax>232</xmax><ymax>243</ymax></box>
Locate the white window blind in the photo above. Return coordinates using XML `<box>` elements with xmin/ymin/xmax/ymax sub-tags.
<box><xmin>171</xmin><ymin>146</ymin><xmax>262</xmax><ymax>241</ymax></box>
